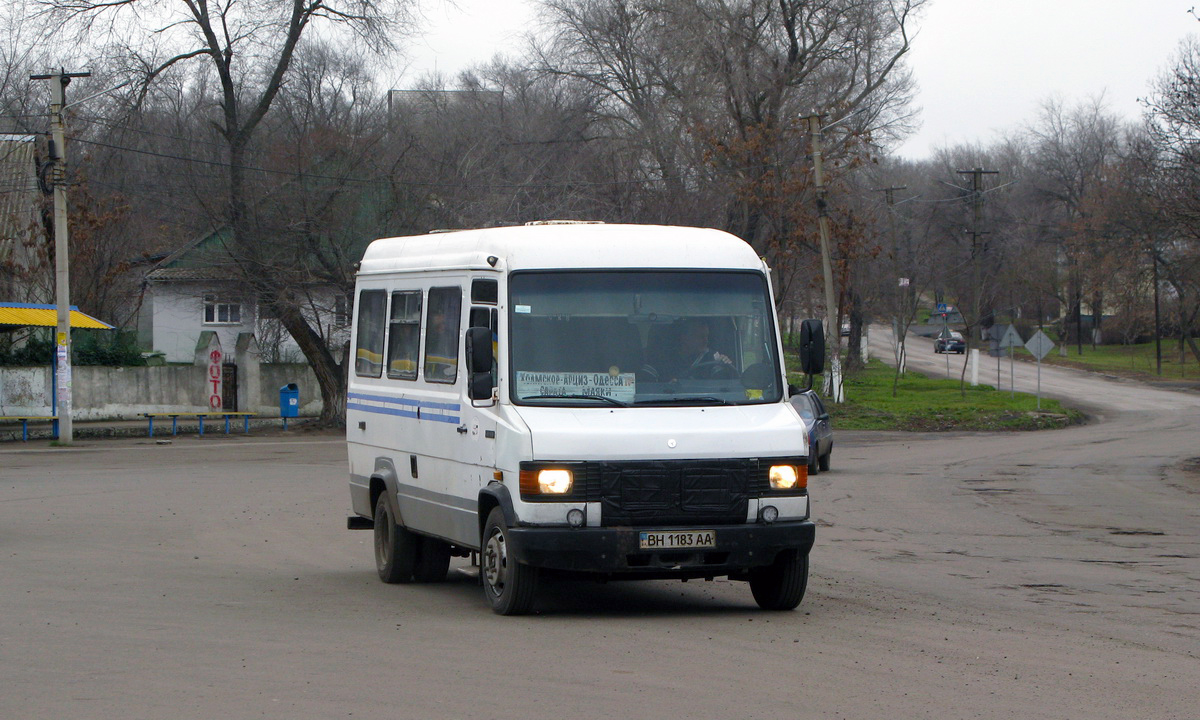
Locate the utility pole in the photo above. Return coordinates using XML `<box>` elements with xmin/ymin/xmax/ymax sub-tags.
<box><xmin>804</xmin><ymin>113</ymin><xmax>843</xmax><ymax>402</ymax></box>
<box><xmin>874</xmin><ymin>185</ymin><xmax>908</xmax><ymax>377</ymax></box>
<box><xmin>31</xmin><ymin>69</ymin><xmax>90</xmax><ymax>444</ymax></box>
<box><xmin>1151</xmin><ymin>239</ymin><xmax>1162</xmax><ymax>376</ymax></box>
<box><xmin>956</xmin><ymin>168</ymin><xmax>998</xmax><ymax>359</ymax></box>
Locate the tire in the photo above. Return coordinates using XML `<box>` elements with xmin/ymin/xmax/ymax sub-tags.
<box><xmin>808</xmin><ymin>448</ymin><xmax>819</xmax><ymax>476</ymax></box>
<box><xmin>481</xmin><ymin>507</ymin><xmax>538</xmax><ymax>615</ymax></box>
<box><xmin>413</xmin><ymin>536</ymin><xmax>452</xmax><ymax>583</ymax></box>
<box><xmin>749</xmin><ymin>550</ymin><xmax>809</xmax><ymax>611</ymax></box>
<box><xmin>818</xmin><ymin>448</ymin><xmax>831</xmax><ymax>472</ymax></box>
<box><xmin>374</xmin><ymin>492</ymin><xmax>418</xmax><ymax>584</ymax></box>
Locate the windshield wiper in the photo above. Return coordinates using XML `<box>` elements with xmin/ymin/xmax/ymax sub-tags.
<box><xmin>634</xmin><ymin>396</ymin><xmax>732</xmax><ymax>406</ymax></box>
<box><xmin>522</xmin><ymin>394</ymin><xmax>629</xmax><ymax>407</ymax></box>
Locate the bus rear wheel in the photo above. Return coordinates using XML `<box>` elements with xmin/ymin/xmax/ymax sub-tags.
<box><xmin>374</xmin><ymin>492</ymin><xmax>418</xmax><ymax>584</ymax></box>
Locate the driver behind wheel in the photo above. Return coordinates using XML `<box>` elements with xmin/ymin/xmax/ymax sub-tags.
<box><xmin>671</xmin><ymin>318</ymin><xmax>733</xmax><ymax>379</ymax></box>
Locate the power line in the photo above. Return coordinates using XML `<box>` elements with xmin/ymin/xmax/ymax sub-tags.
<box><xmin>66</xmin><ymin>125</ymin><xmax>881</xmax><ymax>193</ymax></box>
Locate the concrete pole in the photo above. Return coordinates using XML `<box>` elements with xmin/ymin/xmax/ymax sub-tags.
<box><xmin>51</xmin><ymin>78</ymin><xmax>74</xmax><ymax>442</ymax></box>
<box><xmin>30</xmin><ymin>70</ymin><xmax>91</xmax><ymax>442</ymax></box>
<box><xmin>30</xmin><ymin>71</ymin><xmax>87</xmax><ymax>442</ymax></box>
<box><xmin>806</xmin><ymin>114</ymin><xmax>843</xmax><ymax>402</ymax></box>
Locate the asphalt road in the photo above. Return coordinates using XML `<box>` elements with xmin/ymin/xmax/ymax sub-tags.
<box><xmin>3</xmin><ymin>346</ymin><xmax>1198</xmax><ymax>719</ymax></box>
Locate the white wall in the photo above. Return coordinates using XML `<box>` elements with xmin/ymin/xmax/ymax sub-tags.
<box><xmin>149</xmin><ymin>282</ymin><xmax>257</xmax><ymax>363</ymax></box>
<box><xmin>0</xmin><ymin>363</ymin><xmax>324</xmax><ymax>419</ymax></box>
<box><xmin>0</xmin><ymin>366</ymin><xmax>51</xmax><ymax>415</ymax></box>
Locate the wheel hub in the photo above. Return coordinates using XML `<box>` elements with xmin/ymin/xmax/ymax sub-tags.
<box><xmin>483</xmin><ymin>529</ymin><xmax>506</xmax><ymax>590</ymax></box>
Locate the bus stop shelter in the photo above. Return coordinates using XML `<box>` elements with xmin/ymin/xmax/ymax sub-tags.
<box><xmin>0</xmin><ymin>302</ymin><xmax>114</xmax><ymax>332</ymax></box>
<box><xmin>1</xmin><ymin>302</ymin><xmax>114</xmax><ymax>440</ymax></box>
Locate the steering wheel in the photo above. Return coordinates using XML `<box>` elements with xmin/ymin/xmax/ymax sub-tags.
<box><xmin>686</xmin><ymin>360</ymin><xmax>739</xmax><ymax>380</ymax></box>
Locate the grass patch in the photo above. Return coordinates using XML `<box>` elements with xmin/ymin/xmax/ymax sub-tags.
<box><xmin>788</xmin><ymin>358</ymin><xmax>1084</xmax><ymax>432</ymax></box>
<box><xmin>1034</xmin><ymin>340</ymin><xmax>1195</xmax><ymax>380</ymax></box>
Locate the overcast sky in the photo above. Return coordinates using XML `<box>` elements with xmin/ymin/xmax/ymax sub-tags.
<box><xmin>399</xmin><ymin>0</ymin><xmax>1200</xmax><ymax>160</ymax></box>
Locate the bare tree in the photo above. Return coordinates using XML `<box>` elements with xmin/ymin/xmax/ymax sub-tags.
<box><xmin>1025</xmin><ymin>95</ymin><xmax>1124</xmax><ymax>352</ymax></box>
<box><xmin>1142</xmin><ymin>37</ymin><xmax>1200</xmax><ymax>363</ymax></box>
<box><xmin>537</xmin><ymin>0</ymin><xmax>924</xmax><ymax>247</ymax></box>
<box><xmin>43</xmin><ymin>0</ymin><xmax>415</xmax><ymax>423</ymax></box>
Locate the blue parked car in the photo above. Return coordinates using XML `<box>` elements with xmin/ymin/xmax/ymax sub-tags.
<box><xmin>789</xmin><ymin>389</ymin><xmax>833</xmax><ymax>474</ymax></box>
<box><xmin>934</xmin><ymin>330</ymin><xmax>966</xmax><ymax>354</ymax></box>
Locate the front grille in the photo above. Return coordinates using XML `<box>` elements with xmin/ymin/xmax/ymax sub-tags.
<box><xmin>520</xmin><ymin>458</ymin><xmax>806</xmax><ymax>527</ymax></box>
<box><xmin>595</xmin><ymin>460</ymin><xmax>747</xmax><ymax>526</ymax></box>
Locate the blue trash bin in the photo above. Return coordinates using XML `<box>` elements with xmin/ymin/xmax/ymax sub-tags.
<box><xmin>280</xmin><ymin>384</ymin><xmax>299</xmax><ymax>428</ymax></box>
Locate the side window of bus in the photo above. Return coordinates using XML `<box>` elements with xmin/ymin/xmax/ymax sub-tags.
<box><xmin>387</xmin><ymin>291</ymin><xmax>422</xmax><ymax>380</ymax></box>
<box><xmin>424</xmin><ymin>286</ymin><xmax>462</xmax><ymax>384</ymax></box>
<box><xmin>471</xmin><ymin>278</ymin><xmax>498</xmax><ymax>305</ymax></box>
<box><xmin>354</xmin><ymin>290</ymin><xmax>387</xmax><ymax>378</ymax></box>
<box><xmin>470</xmin><ymin>279</ymin><xmax>500</xmax><ymax>379</ymax></box>
<box><xmin>469</xmin><ymin>306</ymin><xmax>499</xmax><ymax>384</ymax></box>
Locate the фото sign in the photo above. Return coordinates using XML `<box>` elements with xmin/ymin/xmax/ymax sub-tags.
<box><xmin>208</xmin><ymin>348</ymin><xmax>223</xmax><ymax>409</ymax></box>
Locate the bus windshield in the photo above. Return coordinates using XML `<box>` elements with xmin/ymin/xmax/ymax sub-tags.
<box><xmin>508</xmin><ymin>271</ymin><xmax>782</xmax><ymax>407</ymax></box>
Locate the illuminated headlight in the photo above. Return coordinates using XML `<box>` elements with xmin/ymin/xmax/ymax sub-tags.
<box><xmin>519</xmin><ymin>467</ymin><xmax>577</xmax><ymax>499</ymax></box>
<box><xmin>537</xmin><ymin>469</ymin><xmax>573</xmax><ymax>494</ymax></box>
<box><xmin>769</xmin><ymin>464</ymin><xmax>803</xmax><ymax>490</ymax></box>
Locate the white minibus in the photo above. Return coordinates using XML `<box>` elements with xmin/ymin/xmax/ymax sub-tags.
<box><xmin>346</xmin><ymin>222</ymin><xmax>818</xmax><ymax>614</ymax></box>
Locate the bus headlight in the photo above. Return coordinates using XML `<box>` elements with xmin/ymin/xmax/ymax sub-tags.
<box><xmin>520</xmin><ymin>468</ymin><xmax>574</xmax><ymax>495</ymax></box>
<box><xmin>539</xmin><ymin>469</ymin><xmax>573</xmax><ymax>493</ymax></box>
<box><xmin>769</xmin><ymin>464</ymin><xmax>805</xmax><ymax>490</ymax></box>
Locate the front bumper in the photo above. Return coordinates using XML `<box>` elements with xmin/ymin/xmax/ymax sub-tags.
<box><xmin>505</xmin><ymin>520</ymin><xmax>815</xmax><ymax>576</ymax></box>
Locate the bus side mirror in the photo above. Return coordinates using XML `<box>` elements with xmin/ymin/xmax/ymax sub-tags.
<box><xmin>466</xmin><ymin>326</ymin><xmax>495</xmax><ymax>403</ymax></box>
<box><xmin>799</xmin><ymin>319</ymin><xmax>825</xmax><ymax>376</ymax></box>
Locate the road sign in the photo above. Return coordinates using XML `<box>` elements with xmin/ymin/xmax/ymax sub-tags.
<box><xmin>936</xmin><ymin>303</ymin><xmax>947</xmax><ymax>312</ymax></box>
<box><xmin>998</xmin><ymin>324</ymin><xmax>1022</xmax><ymax>349</ymax></box>
<box><xmin>1025</xmin><ymin>330</ymin><xmax>1055</xmax><ymax>360</ymax></box>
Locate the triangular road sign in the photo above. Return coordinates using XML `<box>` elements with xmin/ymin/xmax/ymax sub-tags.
<box><xmin>998</xmin><ymin>324</ymin><xmax>1022</xmax><ymax>349</ymax></box>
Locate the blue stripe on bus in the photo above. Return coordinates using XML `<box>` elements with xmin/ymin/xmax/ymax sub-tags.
<box><xmin>347</xmin><ymin>393</ymin><xmax>461</xmax><ymax>424</ymax></box>
<box><xmin>347</xmin><ymin>392</ymin><xmax>461</xmax><ymax>413</ymax></box>
<box><xmin>347</xmin><ymin>402</ymin><xmax>419</xmax><ymax>420</ymax></box>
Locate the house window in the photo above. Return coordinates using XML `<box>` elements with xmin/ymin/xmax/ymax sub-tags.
<box><xmin>203</xmin><ymin>295</ymin><xmax>242</xmax><ymax>325</ymax></box>
<box><xmin>335</xmin><ymin>295</ymin><xmax>349</xmax><ymax>327</ymax></box>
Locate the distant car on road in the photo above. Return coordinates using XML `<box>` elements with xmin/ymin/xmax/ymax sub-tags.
<box><xmin>934</xmin><ymin>331</ymin><xmax>966</xmax><ymax>354</ymax></box>
<box><xmin>789</xmin><ymin>389</ymin><xmax>833</xmax><ymax>474</ymax></box>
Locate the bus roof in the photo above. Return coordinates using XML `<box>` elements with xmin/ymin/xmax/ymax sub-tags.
<box><xmin>357</xmin><ymin>223</ymin><xmax>766</xmax><ymax>275</ymax></box>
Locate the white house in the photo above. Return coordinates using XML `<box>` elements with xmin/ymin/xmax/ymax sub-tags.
<box><xmin>138</xmin><ymin>230</ymin><xmax>350</xmax><ymax>364</ymax></box>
